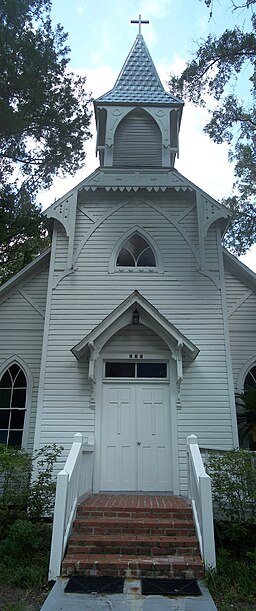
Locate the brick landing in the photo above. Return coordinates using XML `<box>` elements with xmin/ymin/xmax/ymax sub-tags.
<box><xmin>62</xmin><ymin>494</ymin><xmax>204</xmax><ymax>580</ymax></box>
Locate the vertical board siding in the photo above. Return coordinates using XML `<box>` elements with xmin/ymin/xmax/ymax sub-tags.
<box><xmin>0</xmin><ymin>264</ymin><xmax>49</xmax><ymax>451</ymax></box>
<box><xmin>38</xmin><ymin>195</ymin><xmax>235</xmax><ymax>494</ymax></box>
<box><xmin>225</xmin><ymin>268</ymin><xmax>256</xmax><ymax>390</ymax></box>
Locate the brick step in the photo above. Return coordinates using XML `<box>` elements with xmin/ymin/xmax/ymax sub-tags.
<box><xmin>62</xmin><ymin>553</ymin><xmax>204</xmax><ymax>580</ymax></box>
<box><xmin>73</xmin><ymin>516</ymin><xmax>195</xmax><ymax>536</ymax></box>
<box><xmin>76</xmin><ymin>508</ymin><xmax>192</xmax><ymax>520</ymax></box>
<box><xmin>67</xmin><ymin>533</ymin><xmax>199</xmax><ymax>556</ymax></box>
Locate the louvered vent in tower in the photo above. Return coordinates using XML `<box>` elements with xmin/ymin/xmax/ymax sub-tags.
<box><xmin>113</xmin><ymin>109</ymin><xmax>162</xmax><ymax>167</ymax></box>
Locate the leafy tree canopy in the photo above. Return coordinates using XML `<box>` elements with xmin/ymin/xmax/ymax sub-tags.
<box><xmin>0</xmin><ymin>0</ymin><xmax>92</xmax><ymax>284</ymax></box>
<box><xmin>169</xmin><ymin>0</ymin><xmax>256</xmax><ymax>255</ymax></box>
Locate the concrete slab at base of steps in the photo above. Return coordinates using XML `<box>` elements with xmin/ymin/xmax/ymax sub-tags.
<box><xmin>40</xmin><ymin>578</ymin><xmax>218</xmax><ymax>610</ymax></box>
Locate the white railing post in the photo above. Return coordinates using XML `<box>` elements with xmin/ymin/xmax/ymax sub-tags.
<box><xmin>187</xmin><ymin>434</ymin><xmax>198</xmax><ymax>499</ymax></box>
<box><xmin>199</xmin><ymin>473</ymin><xmax>216</xmax><ymax>568</ymax></box>
<box><xmin>187</xmin><ymin>434</ymin><xmax>216</xmax><ymax>570</ymax></box>
<box><xmin>48</xmin><ymin>469</ymin><xmax>68</xmax><ymax>581</ymax></box>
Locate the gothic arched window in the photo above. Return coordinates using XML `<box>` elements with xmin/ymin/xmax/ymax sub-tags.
<box><xmin>237</xmin><ymin>363</ymin><xmax>256</xmax><ymax>450</ymax></box>
<box><xmin>116</xmin><ymin>233</ymin><xmax>156</xmax><ymax>268</ymax></box>
<box><xmin>244</xmin><ymin>365</ymin><xmax>256</xmax><ymax>388</ymax></box>
<box><xmin>0</xmin><ymin>364</ymin><xmax>27</xmax><ymax>447</ymax></box>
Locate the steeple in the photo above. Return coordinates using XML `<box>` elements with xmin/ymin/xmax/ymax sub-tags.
<box><xmin>94</xmin><ymin>34</ymin><xmax>183</xmax><ymax>169</ymax></box>
<box><xmin>96</xmin><ymin>35</ymin><xmax>182</xmax><ymax>107</ymax></box>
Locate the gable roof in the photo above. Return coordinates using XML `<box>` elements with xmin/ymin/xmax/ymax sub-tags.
<box><xmin>72</xmin><ymin>290</ymin><xmax>199</xmax><ymax>361</ymax></box>
<box><xmin>95</xmin><ymin>35</ymin><xmax>183</xmax><ymax>107</ymax></box>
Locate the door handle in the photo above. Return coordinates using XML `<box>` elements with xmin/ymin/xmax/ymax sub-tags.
<box><xmin>137</xmin><ymin>441</ymin><xmax>141</xmax><ymax>445</ymax></box>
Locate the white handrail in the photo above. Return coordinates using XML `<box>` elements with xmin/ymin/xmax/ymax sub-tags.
<box><xmin>48</xmin><ymin>433</ymin><xmax>94</xmax><ymax>581</ymax></box>
<box><xmin>187</xmin><ymin>434</ymin><xmax>216</xmax><ymax>569</ymax></box>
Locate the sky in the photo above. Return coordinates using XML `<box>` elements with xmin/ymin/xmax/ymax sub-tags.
<box><xmin>40</xmin><ymin>0</ymin><xmax>256</xmax><ymax>271</ymax></box>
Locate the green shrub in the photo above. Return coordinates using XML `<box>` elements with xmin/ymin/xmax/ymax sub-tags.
<box><xmin>207</xmin><ymin>449</ymin><xmax>256</xmax><ymax>523</ymax></box>
<box><xmin>0</xmin><ymin>443</ymin><xmax>63</xmax><ymax>520</ymax></box>
<box><xmin>0</xmin><ymin>443</ymin><xmax>63</xmax><ymax>590</ymax></box>
<box><xmin>0</xmin><ymin>445</ymin><xmax>31</xmax><ymax>509</ymax></box>
<box><xmin>27</xmin><ymin>444</ymin><xmax>63</xmax><ymax>520</ymax></box>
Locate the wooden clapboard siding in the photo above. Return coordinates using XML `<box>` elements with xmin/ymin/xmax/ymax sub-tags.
<box><xmin>37</xmin><ymin>195</ymin><xmax>235</xmax><ymax>493</ymax></box>
<box><xmin>225</xmin><ymin>268</ymin><xmax>256</xmax><ymax>390</ymax></box>
<box><xmin>22</xmin><ymin>268</ymin><xmax>49</xmax><ymax>314</ymax></box>
<box><xmin>0</xmin><ymin>263</ymin><xmax>49</xmax><ymax>451</ymax></box>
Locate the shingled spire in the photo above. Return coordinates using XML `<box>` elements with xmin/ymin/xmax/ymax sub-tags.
<box><xmin>96</xmin><ymin>35</ymin><xmax>182</xmax><ymax>107</ymax></box>
<box><xmin>94</xmin><ymin>34</ymin><xmax>183</xmax><ymax>168</ymax></box>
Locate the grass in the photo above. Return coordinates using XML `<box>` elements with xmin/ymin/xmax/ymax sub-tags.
<box><xmin>0</xmin><ymin>585</ymin><xmax>49</xmax><ymax>611</ymax></box>
<box><xmin>205</xmin><ymin>548</ymin><xmax>256</xmax><ymax>610</ymax></box>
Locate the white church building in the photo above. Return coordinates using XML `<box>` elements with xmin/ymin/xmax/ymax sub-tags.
<box><xmin>1</xmin><ymin>29</ymin><xmax>256</xmax><ymax>500</ymax></box>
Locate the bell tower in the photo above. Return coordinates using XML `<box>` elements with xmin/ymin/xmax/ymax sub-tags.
<box><xmin>94</xmin><ymin>18</ymin><xmax>183</xmax><ymax>170</ymax></box>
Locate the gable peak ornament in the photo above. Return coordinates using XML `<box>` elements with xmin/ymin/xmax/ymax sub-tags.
<box><xmin>131</xmin><ymin>14</ymin><xmax>149</xmax><ymax>36</ymax></box>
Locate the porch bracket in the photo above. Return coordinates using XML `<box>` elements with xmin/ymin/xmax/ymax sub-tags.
<box><xmin>174</xmin><ymin>341</ymin><xmax>183</xmax><ymax>409</ymax></box>
<box><xmin>88</xmin><ymin>342</ymin><xmax>100</xmax><ymax>409</ymax></box>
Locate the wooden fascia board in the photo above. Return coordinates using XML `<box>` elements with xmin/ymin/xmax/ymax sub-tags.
<box><xmin>71</xmin><ymin>290</ymin><xmax>199</xmax><ymax>361</ymax></box>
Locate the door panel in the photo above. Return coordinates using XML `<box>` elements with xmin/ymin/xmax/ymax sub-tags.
<box><xmin>100</xmin><ymin>386</ymin><xmax>136</xmax><ymax>490</ymax></box>
<box><xmin>137</xmin><ymin>386</ymin><xmax>170</xmax><ymax>491</ymax></box>
<box><xmin>100</xmin><ymin>384</ymin><xmax>171</xmax><ymax>491</ymax></box>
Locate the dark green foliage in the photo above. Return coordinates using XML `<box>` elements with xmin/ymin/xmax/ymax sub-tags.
<box><xmin>206</xmin><ymin>447</ymin><xmax>256</xmax><ymax>608</ymax></box>
<box><xmin>207</xmin><ymin>449</ymin><xmax>256</xmax><ymax>523</ymax></box>
<box><xmin>0</xmin><ymin>520</ymin><xmax>51</xmax><ymax>588</ymax></box>
<box><xmin>0</xmin><ymin>444</ymin><xmax>31</xmax><ymax>509</ymax></box>
<box><xmin>0</xmin><ymin>184</ymin><xmax>50</xmax><ymax>285</ymax></box>
<box><xmin>0</xmin><ymin>0</ymin><xmax>92</xmax><ymax>283</ymax></box>
<box><xmin>0</xmin><ymin>442</ymin><xmax>63</xmax><ymax>589</ymax></box>
<box><xmin>169</xmin><ymin>2</ymin><xmax>256</xmax><ymax>254</ymax></box>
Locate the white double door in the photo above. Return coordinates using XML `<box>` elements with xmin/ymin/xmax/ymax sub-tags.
<box><xmin>100</xmin><ymin>383</ymin><xmax>172</xmax><ymax>491</ymax></box>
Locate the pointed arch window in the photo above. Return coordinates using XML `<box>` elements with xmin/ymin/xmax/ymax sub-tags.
<box><xmin>116</xmin><ymin>233</ymin><xmax>156</xmax><ymax>268</ymax></box>
<box><xmin>0</xmin><ymin>364</ymin><xmax>27</xmax><ymax>447</ymax></box>
<box><xmin>236</xmin><ymin>363</ymin><xmax>256</xmax><ymax>450</ymax></box>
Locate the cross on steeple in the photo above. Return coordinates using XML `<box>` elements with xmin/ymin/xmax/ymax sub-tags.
<box><xmin>131</xmin><ymin>14</ymin><xmax>149</xmax><ymax>36</ymax></box>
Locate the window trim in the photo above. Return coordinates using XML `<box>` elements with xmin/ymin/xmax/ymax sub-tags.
<box><xmin>109</xmin><ymin>225</ymin><xmax>164</xmax><ymax>274</ymax></box>
<box><xmin>0</xmin><ymin>356</ymin><xmax>32</xmax><ymax>450</ymax></box>
<box><xmin>237</xmin><ymin>356</ymin><xmax>256</xmax><ymax>393</ymax></box>
<box><xmin>103</xmin><ymin>359</ymin><xmax>169</xmax><ymax>382</ymax></box>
